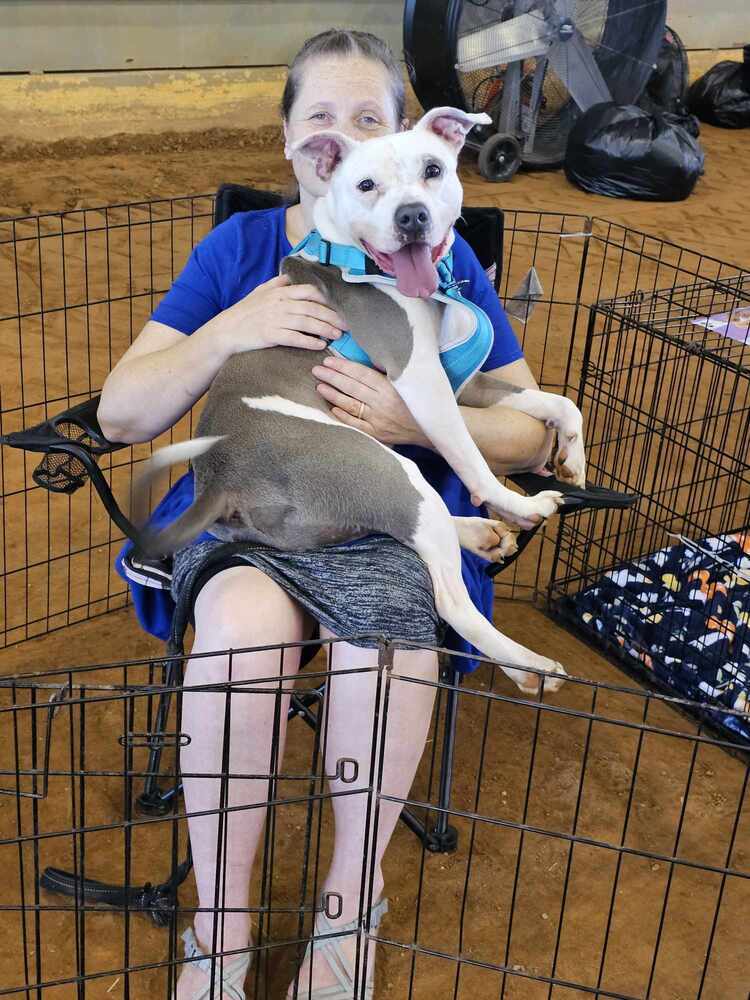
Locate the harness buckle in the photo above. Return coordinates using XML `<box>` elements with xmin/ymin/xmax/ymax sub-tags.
<box><xmin>442</xmin><ymin>277</ymin><xmax>470</xmax><ymax>293</ymax></box>
<box><xmin>319</xmin><ymin>238</ymin><xmax>332</xmax><ymax>266</ymax></box>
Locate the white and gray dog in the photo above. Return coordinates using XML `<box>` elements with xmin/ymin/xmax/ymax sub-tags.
<box><xmin>134</xmin><ymin>107</ymin><xmax>587</xmax><ymax>695</ymax></box>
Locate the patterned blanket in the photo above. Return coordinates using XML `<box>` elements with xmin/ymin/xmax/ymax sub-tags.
<box><xmin>570</xmin><ymin>531</ymin><xmax>750</xmax><ymax>742</ymax></box>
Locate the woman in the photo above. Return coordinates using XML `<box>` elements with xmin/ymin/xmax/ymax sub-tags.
<box><xmin>97</xmin><ymin>29</ymin><xmax>553</xmax><ymax>1000</ymax></box>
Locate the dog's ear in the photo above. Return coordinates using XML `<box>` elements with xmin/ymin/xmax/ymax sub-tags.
<box><xmin>414</xmin><ymin>107</ymin><xmax>491</xmax><ymax>153</ymax></box>
<box><xmin>290</xmin><ymin>131</ymin><xmax>358</xmax><ymax>182</ymax></box>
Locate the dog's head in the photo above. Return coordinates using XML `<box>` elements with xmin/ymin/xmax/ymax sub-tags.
<box><xmin>290</xmin><ymin>107</ymin><xmax>490</xmax><ymax>298</ymax></box>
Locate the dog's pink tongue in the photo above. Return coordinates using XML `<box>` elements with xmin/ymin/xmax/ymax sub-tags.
<box><xmin>390</xmin><ymin>243</ymin><xmax>438</xmax><ymax>298</ymax></box>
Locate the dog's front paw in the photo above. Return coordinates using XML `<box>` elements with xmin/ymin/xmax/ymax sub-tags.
<box><xmin>520</xmin><ymin>489</ymin><xmax>565</xmax><ymax>525</ymax></box>
<box><xmin>552</xmin><ymin>430</ymin><xmax>587</xmax><ymax>488</ymax></box>
<box><xmin>548</xmin><ymin>401</ymin><xmax>586</xmax><ymax>488</ymax></box>
<box><xmin>474</xmin><ymin>485</ymin><xmax>564</xmax><ymax>531</ymax></box>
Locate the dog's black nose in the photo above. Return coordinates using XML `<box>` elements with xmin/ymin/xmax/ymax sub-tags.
<box><xmin>395</xmin><ymin>202</ymin><xmax>431</xmax><ymax>240</ymax></box>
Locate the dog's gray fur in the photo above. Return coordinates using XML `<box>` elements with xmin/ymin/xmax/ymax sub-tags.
<box><xmin>139</xmin><ymin>259</ymin><xmax>528</xmax><ymax>556</ymax></box>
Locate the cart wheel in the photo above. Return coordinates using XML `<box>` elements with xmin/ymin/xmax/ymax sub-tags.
<box><xmin>478</xmin><ymin>133</ymin><xmax>522</xmax><ymax>182</ymax></box>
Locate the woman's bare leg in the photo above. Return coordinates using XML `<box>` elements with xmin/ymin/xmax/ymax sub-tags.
<box><xmin>177</xmin><ymin>566</ymin><xmax>310</xmax><ymax>998</ymax></box>
<box><xmin>289</xmin><ymin>630</ymin><xmax>438</xmax><ymax>996</ymax></box>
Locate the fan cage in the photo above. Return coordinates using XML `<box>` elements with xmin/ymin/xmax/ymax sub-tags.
<box><xmin>407</xmin><ymin>0</ymin><xmax>666</xmax><ymax>166</ymax></box>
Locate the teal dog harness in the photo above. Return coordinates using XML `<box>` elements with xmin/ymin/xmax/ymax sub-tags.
<box><xmin>290</xmin><ymin>230</ymin><xmax>494</xmax><ymax>395</ymax></box>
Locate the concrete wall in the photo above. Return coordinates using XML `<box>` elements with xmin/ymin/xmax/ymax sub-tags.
<box><xmin>669</xmin><ymin>0</ymin><xmax>749</xmax><ymax>49</ymax></box>
<box><xmin>1</xmin><ymin>1</ymin><xmax>748</xmax><ymax>75</ymax></box>
<box><xmin>1</xmin><ymin>2</ymin><xmax>403</xmax><ymax>73</ymax></box>
<box><xmin>1</xmin><ymin>2</ymin><xmax>746</xmax><ymax>147</ymax></box>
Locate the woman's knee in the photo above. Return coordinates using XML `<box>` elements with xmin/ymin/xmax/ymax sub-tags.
<box><xmin>393</xmin><ymin>647</ymin><xmax>439</xmax><ymax>684</ymax></box>
<box><xmin>319</xmin><ymin>628</ymin><xmax>438</xmax><ymax>683</ymax></box>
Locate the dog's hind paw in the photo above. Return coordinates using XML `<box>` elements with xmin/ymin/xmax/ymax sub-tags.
<box><xmin>517</xmin><ymin>659</ymin><xmax>568</xmax><ymax>697</ymax></box>
<box><xmin>454</xmin><ymin>516</ymin><xmax>517</xmax><ymax>562</ymax></box>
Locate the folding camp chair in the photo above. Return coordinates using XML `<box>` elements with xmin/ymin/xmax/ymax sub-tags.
<box><xmin>0</xmin><ymin>185</ymin><xmax>635</xmax><ymax>915</ymax></box>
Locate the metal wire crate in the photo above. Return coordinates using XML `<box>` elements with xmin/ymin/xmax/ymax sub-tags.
<box><xmin>549</xmin><ymin>271</ymin><xmax>750</xmax><ymax>743</ymax></box>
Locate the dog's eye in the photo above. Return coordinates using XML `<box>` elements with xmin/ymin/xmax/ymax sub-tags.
<box><xmin>357</xmin><ymin>178</ymin><xmax>376</xmax><ymax>193</ymax></box>
<box><xmin>424</xmin><ymin>163</ymin><xmax>442</xmax><ymax>180</ymax></box>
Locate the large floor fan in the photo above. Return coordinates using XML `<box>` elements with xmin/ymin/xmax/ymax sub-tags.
<box><xmin>404</xmin><ymin>0</ymin><xmax>667</xmax><ymax>180</ymax></box>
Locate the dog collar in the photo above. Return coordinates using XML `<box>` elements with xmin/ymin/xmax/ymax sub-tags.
<box><xmin>291</xmin><ymin>230</ymin><xmax>382</xmax><ymax>276</ymax></box>
<box><xmin>289</xmin><ymin>229</ymin><xmax>492</xmax><ymax>396</ymax></box>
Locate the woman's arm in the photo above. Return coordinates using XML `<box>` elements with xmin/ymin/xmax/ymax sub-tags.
<box><xmin>98</xmin><ymin>276</ymin><xmax>346</xmax><ymax>444</ymax></box>
<box><xmin>458</xmin><ymin>357</ymin><xmax>553</xmax><ymax>476</ymax></box>
<box><xmin>312</xmin><ymin>354</ymin><xmax>553</xmax><ymax>475</ymax></box>
<box><xmin>97</xmin><ymin>318</ymin><xmax>240</xmax><ymax>444</ymax></box>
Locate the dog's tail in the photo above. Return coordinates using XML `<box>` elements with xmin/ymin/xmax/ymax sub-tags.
<box><xmin>131</xmin><ymin>436</ymin><xmax>226</xmax><ymax>557</ymax></box>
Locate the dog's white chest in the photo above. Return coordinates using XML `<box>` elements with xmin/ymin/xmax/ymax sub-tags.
<box><xmin>375</xmin><ymin>284</ymin><xmax>476</xmax><ymax>351</ymax></box>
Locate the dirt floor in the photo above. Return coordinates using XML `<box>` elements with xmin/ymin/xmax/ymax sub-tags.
<box><xmin>1</xmin><ymin>123</ymin><xmax>749</xmax><ymax>268</ymax></box>
<box><xmin>0</xmin><ymin>604</ymin><xmax>748</xmax><ymax>1000</ymax></box>
<box><xmin>0</xmin><ymin>126</ymin><xmax>749</xmax><ymax>999</ymax></box>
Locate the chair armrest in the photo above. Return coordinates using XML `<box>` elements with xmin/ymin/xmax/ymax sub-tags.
<box><xmin>1</xmin><ymin>395</ymin><xmax>123</xmax><ymax>460</ymax></box>
<box><xmin>507</xmin><ymin>472</ymin><xmax>637</xmax><ymax>513</ymax></box>
<box><xmin>1</xmin><ymin>394</ymin><xmax>138</xmax><ymax>543</ymax></box>
<box><xmin>486</xmin><ymin>473</ymin><xmax>637</xmax><ymax>578</ymax></box>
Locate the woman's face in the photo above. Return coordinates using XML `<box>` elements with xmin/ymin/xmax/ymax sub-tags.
<box><xmin>284</xmin><ymin>55</ymin><xmax>401</xmax><ymax>199</ymax></box>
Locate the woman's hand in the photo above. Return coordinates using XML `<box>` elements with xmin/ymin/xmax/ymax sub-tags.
<box><xmin>312</xmin><ymin>355</ymin><xmax>429</xmax><ymax>447</ymax></box>
<box><xmin>218</xmin><ymin>274</ymin><xmax>347</xmax><ymax>354</ymax></box>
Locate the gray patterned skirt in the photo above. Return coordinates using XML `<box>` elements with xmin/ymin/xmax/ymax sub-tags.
<box><xmin>170</xmin><ymin>534</ymin><xmax>442</xmax><ymax>648</ymax></box>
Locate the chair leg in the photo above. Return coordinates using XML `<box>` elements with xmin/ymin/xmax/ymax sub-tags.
<box><xmin>291</xmin><ymin>671</ymin><xmax>462</xmax><ymax>852</ymax></box>
<box><xmin>399</xmin><ymin>667</ymin><xmax>460</xmax><ymax>853</ymax></box>
<box><xmin>289</xmin><ymin>682</ymin><xmax>326</xmax><ymax>729</ymax></box>
<box><xmin>133</xmin><ymin>655</ymin><xmax>460</xmax><ymax>845</ymax></box>
<box><xmin>39</xmin><ymin>852</ymin><xmax>193</xmax><ymax>929</ymax></box>
<box><xmin>135</xmin><ymin>655</ymin><xmax>326</xmax><ymax>815</ymax></box>
<box><xmin>136</xmin><ymin>655</ymin><xmax>183</xmax><ymax>816</ymax></box>
<box><xmin>425</xmin><ymin>669</ymin><xmax>460</xmax><ymax>852</ymax></box>
<box><xmin>39</xmin><ymin>646</ymin><xmax>193</xmax><ymax>926</ymax></box>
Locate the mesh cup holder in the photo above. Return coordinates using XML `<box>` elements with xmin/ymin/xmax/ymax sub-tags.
<box><xmin>32</xmin><ymin>421</ymin><xmax>96</xmax><ymax>494</ymax></box>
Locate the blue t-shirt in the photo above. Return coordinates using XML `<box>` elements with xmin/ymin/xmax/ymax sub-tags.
<box><xmin>116</xmin><ymin>205</ymin><xmax>523</xmax><ymax>669</ymax></box>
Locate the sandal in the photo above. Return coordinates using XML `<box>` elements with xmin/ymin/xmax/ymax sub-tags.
<box><xmin>174</xmin><ymin>926</ymin><xmax>251</xmax><ymax>1000</ymax></box>
<box><xmin>292</xmin><ymin>897</ymin><xmax>389</xmax><ymax>999</ymax></box>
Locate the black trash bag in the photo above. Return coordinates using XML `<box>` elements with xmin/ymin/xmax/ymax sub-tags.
<box><xmin>565</xmin><ymin>103</ymin><xmax>705</xmax><ymax>201</ymax></box>
<box><xmin>687</xmin><ymin>50</ymin><xmax>750</xmax><ymax>128</ymax></box>
<box><xmin>662</xmin><ymin>110</ymin><xmax>701</xmax><ymax>139</ymax></box>
<box><xmin>640</xmin><ymin>25</ymin><xmax>690</xmax><ymax>117</ymax></box>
